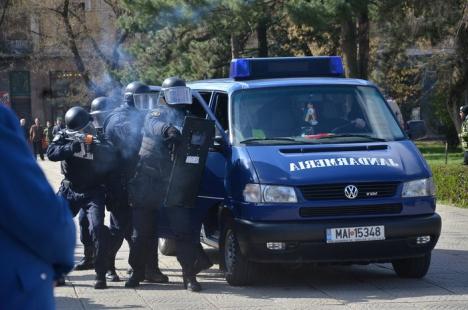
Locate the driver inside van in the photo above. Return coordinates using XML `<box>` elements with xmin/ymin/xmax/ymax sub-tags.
<box><xmin>342</xmin><ymin>95</ymin><xmax>366</xmax><ymax>130</ymax></box>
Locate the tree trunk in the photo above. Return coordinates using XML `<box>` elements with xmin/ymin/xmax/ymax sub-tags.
<box><xmin>61</xmin><ymin>0</ymin><xmax>103</xmax><ymax>96</ymax></box>
<box><xmin>256</xmin><ymin>18</ymin><xmax>268</xmax><ymax>57</ymax></box>
<box><xmin>340</xmin><ymin>14</ymin><xmax>358</xmax><ymax>77</ymax></box>
<box><xmin>357</xmin><ymin>5</ymin><xmax>369</xmax><ymax>80</ymax></box>
<box><xmin>231</xmin><ymin>33</ymin><xmax>240</xmax><ymax>59</ymax></box>
<box><xmin>446</xmin><ymin>4</ymin><xmax>468</xmax><ymax>136</ymax></box>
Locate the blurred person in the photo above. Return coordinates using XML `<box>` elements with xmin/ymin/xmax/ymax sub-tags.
<box><xmin>30</xmin><ymin>117</ymin><xmax>45</xmax><ymax>160</ymax></box>
<box><xmin>52</xmin><ymin>118</ymin><xmax>65</xmax><ymax>136</ymax></box>
<box><xmin>20</xmin><ymin>118</ymin><xmax>29</xmax><ymax>141</ymax></box>
<box><xmin>47</xmin><ymin>106</ymin><xmax>114</xmax><ymax>289</ymax></box>
<box><xmin>459</xmin><ymin>105</ymin><xmax>468</xmax><ymax>165</ymax></box>
<box><xmin>44</xmin><ymin>120</ymin><xmax>54</xmax><ymax>144</ymax></box>
<box><xmin>0</xmin><ymin>104</ymin><xmax>76</xmax><ymax>309</ymax></box>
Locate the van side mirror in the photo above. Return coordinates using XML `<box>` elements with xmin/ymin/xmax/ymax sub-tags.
<box><xmin>406</xmin><ymin>120</ymin><xmax>427</xmax><ymax>140</ymax></box>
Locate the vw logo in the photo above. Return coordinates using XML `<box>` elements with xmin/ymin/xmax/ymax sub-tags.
<box><xmin>344</xmin><ymin>185</ymin><xmax>359</xmax><ymax>199</ymax></box>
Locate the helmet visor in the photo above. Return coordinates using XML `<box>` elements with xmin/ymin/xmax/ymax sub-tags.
<box><xmin>163</xmin><ymin>86</ymin><xmax>192</xmax><ymax>105</ymax></box>
<box><xmin>91</xmin><ymin>111</ymin><xmax>107</xmax><ymax>129</ymax></box>
<box><xmin>133</xmin><ymin>93</ymin><xmax>160</xmax><ymax>110</ymax></box>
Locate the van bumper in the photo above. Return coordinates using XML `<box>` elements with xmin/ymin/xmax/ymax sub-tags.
<box><xmin>234</xmin><ymin>213</ymin><xmax>441</xmax><ymax>263</ymax></box>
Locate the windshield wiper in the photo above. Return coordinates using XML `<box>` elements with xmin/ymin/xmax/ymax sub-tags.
<box><xmin>318</xmin><ymin>134</ymin><xmax>387</xmax><ymax>142</ymax></box>
<box><xmin>240</xmin><ymin>137</ymin><xmax>297</xmax><ymax>144</ymax></box>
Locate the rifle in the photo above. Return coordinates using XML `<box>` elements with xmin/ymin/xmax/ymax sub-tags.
<box><xmin>65</xmin><ymin>132</ymin><xmax>102</xmax><ymax>159</ymax></box>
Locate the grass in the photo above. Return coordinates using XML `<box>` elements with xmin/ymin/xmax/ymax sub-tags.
<box><xmin>415</xmin><ymin>141</ymin><xmax>467</xmax><ymax>208</ymax></box>
<box><xmin>415</xmin><ymin>141</ymin><xmax>463</xmax><ymax>165</ymax></box>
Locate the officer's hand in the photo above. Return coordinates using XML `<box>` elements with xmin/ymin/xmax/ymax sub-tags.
<box><xmin>71</xmin><ymin>140</ymin><xmax>81</xmax><ymax>153</ymax></box>
<box><xmin>164</xmin><ymin>126</ymin><xmax>181</xmax><ymax>145</ymax></box>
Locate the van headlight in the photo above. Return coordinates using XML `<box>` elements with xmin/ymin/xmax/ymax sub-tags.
<box><xmin>402</xmin><ymin>177</ymin><xmax>435</xmax><ymax>197</ymax></box>
<box><xmin>243</xmin><ymin>184</ymin><xmax>298</xmax><ymax>203</ymax></box>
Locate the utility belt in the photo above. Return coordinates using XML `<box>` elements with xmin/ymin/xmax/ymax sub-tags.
<box><xmin>61</xmin><ymin>179</ymin><xmax>102</xmax><ymax>194</ymax></box>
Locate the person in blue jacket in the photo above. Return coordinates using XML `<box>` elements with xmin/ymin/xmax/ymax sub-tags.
<box><xmin>0</xmin><ymin>105</ymin><xmax>76</xmax><ymax>309</ymax></box>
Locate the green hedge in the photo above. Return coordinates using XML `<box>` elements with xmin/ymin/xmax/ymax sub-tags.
<box><xmin>431</xmin><ymin>164</ymin><xmax>468</xmax><ymax>208</ymax></box>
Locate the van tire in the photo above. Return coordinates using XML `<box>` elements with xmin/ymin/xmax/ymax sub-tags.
<box><xmin>158</xmin><ymin>238</ymin><xmax>177</xmax><ymax>256</ymax></box>
<box><xmin>221</xmin><ymin>220</ymin><xmax>256</xmax><ymax>286</ymax></box>
<box><xmin>392</xmin><ymin>252</ymin><xmax>431</xmax><ymax>278</ymax></box>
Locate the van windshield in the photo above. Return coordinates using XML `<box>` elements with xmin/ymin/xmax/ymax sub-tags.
<box><xmin>231</xmin><ymin>85</ymin><xmax>405</xmax><ymax>145</ymax></box>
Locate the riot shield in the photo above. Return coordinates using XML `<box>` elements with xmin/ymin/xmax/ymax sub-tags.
<box><xmin>164</xmin><ymin>116</ymin><xmax>215</xmax><ymax>208</ymax></box>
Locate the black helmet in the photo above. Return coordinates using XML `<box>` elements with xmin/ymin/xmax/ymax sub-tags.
<box><xmin>65</xmin><ymin>106</ymin><xmax>92</xmax><ymax>132</ymax></box>
<box><xmin>90</xmin><ymin>97</ymin><xmax>114</xmax><ymax>128</ymax></box>
<box><xmin>460</xmin><ymin>105</ymin><xmax>468</xmax><ymax>114</ymax></box>
<box><xmin>161</xmin><ymin>76</ymin><xmax>192</xmax><ymax>106</ymax></box>
<box><xmin>90</xmin><ymin>97</ymin><xmax>111</xmax><ymax>114</ymax></box>
<box><xmin>124</xmin><ymin>81</ymin><xmax>150</xmax><ymax>107</ymax></box>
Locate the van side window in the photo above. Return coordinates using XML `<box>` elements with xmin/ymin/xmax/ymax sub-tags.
<box><xmin>214</xmin><ymin>92</ymin><xmax>228</xmax><ymax>131</ymax></box>
<box><xmin>189</xmin><ymin>91</ymin><xmax>211</xmax><ymax>118</ymax></box>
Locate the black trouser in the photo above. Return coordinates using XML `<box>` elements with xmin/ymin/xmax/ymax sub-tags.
<box><xmin>109</xmin><ymin>206</ymin><xmax>160</xmax><ymax>272</ymax></box>
<box><xmin>167</xmin><ymin>207</ymin><xmax>200</xmax><ymax>277</ymax></box>
<box><xmin>129</xmin><ymin>206</ymin><xmax>201</xmax><ymax>279</ymax></box>
<box><xmin>32</xmin><ymin>140</ymin><xmax>44</xmax><ymax>160</ymax></box>
<box><xmin>128</xmin><ymin>208</ymin><xmax>160</xmax><ymax>279</ymax></box>
<box><xmin>464</xmin><ymin>151</ymin><xmax>468</xmax><ymax>165</ymax></box>
<box><xmin>78</xmin><ymin>209</ymin><xmax>93</xmax><ymax>248</ymax></box>
<box><xmin>58</xmin><ymin>182</ymin><xmax>110</xmax><ymax>275</ymax></box>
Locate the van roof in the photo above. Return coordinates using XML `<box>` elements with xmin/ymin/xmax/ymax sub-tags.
<box><xmin>188</xmin><ymin>77</ymin><xmax>374</xmax><ymax>94</ymax></box>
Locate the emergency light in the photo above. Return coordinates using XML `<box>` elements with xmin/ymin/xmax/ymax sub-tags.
<box><xmin>229</xmin><ymin>56</ymin><xmax>344</xmax><ymax>81</ymax></box>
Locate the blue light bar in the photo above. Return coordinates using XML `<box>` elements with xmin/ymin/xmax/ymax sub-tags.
<box><xmin>229</xmin><ymin>56</ymin><xmax>345</xmax><ymax>81</ymax></box>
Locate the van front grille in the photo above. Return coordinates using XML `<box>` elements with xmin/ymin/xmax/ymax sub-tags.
<box><xmin>299</xmin><ymin>182</ymin><xmax>399</xmax><ymax>200</ymax></box>
<box><xmin>299</xmin><ymin>203</ymin><xmax>402</xmax><ymax>217</ymax></box>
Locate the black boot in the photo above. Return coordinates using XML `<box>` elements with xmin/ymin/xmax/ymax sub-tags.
<box><xmin>193</xmin><ymin>256</ymin><xmax>213</xmax><ymax>275</ymax></box>
<box><xmin>75</xmin><ymin>246</ymin><xmax>95</xmax><ymax>271</ymax></box>
<box><xmin>94</xmin><ymin>273</ymin><xmax>107</xmax><ymax>289</ymax></box>
<box><xmin>144</xmin><ymin>268</ymin><xmax>169</xmax><ymax>283</ymax></box>
<box><xmin>125</xmin><ymin>274</ymin><xmax>142</xmax><ymax>288</ymax></box>
<box><xmin>183</xmin><ymin>275</ymin><xmax>202</xmax><ymax>292</ymax></box>
<box><xmin>106</xmin><ymin>268</ymin><xmax>120</xmax><ymax>282</ymax></box>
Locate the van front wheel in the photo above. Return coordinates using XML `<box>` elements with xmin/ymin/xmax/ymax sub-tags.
<box><xmin>222</xmin><ymin>221</ymin><xmax>256</xmax><ymax>286</ymax></box>
<box><xmin>392</xmin><ymin>252</ymin><xmax>431</xmax><ymax>278</ymax></box>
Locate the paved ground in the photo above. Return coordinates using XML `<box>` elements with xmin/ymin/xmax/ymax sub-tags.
<box><xmin>38</xmin><ymin>160</ymin><xmax>468</xmax><ymax>309</ymax></box>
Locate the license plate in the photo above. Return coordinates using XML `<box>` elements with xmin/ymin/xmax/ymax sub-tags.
<box><xmin>326</xmin><ymin>225</ymin><xmax>385</xmax><ymax>243</ymax></box>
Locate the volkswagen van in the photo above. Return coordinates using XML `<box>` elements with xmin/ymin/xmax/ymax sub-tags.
<box><xmin>159</xmin><ymin>57</ymin><xmax>441</xmax><ymax>286</ymax></box>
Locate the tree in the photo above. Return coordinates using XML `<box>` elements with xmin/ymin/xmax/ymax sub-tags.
<box><xmin>287</xmin><ymin>0</ymin><xmax>372</xmax><ymax>79</ymax></box>
<box><xmin>377</xmin><ymin>0</ymin><xmax>468</xmax><ymax>143</ymax></box>
<box><xmin>28</xmin><ymin>0</ymin><xmax>130</xmax><ymax>99</ymax></box>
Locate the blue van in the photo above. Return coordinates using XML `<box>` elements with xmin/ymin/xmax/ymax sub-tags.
<box><xmin>158</xmin><ymin>57</ymin><xmax>441</xmax><ymax>286</ymax></box>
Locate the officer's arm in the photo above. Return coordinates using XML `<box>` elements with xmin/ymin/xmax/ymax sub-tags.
<box><xmin>148</xmin><ymin>115</ymin><xmax>171</xmax><ymax>136</ymax></box>
<box><xmin>47</xmin><ymin>134</ymin><xmax>75</xmax><ymax>161</ymax></box>
<box><xmin>0</xmin><ymin>107</ymin><xmax>76</xmax><ymax>275</ymax></box>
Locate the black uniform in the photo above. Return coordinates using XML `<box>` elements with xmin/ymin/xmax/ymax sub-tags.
<box><xmin>127</xmin><ymin>105</ymin><xmax>202</xmax><ymax>283</ymax></box>
<box><xmin>104</xmin><ymin>105</ymin><xmax>163</xmax><ymax>278</ymax></box>
<box><xmin>47</xmin><ymin>131</ymin><xmax>114</xmax><ymax>279</ymax></box>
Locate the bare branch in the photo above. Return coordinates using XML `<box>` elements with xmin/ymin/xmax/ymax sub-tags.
<box><xmin>0</xmin><ymin>0</ymin><xmax>10</xmax><ymax>29</ymax></box>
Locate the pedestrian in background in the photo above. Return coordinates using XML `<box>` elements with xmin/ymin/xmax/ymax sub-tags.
<box><xmin>459</xmin><ymin>105</ymin><xmax>468</xmax><ymax>165</ymax></box>
<box><xmin>0</xmin><ymin>104</ymin><xmax>76</xmax><ymax>310</ymax></box>
<box><xmin>30</xmin><ymin>117</ymin><xmax>45</xmax><ymax>160</ymax></box>
<box><xmin>52</xmin><ymin>118</ymin><xmax>65</xmax><ymax>136</ymax></box>
<box><xmin>20</xmin><ymin>118</ymin><xmax>29</xmax><ymax>141</ymax></box>
<box><xmin>43</xmin><ymin>120</ymin><xmax>54</xmax><ymax>151</ymax></box>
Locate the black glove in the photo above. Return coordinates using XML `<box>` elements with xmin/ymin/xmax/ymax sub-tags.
<box><xmin>164</xmin><ymin>126</ymin><xmax>182</xmax><ymax>145</ymax></box>
<box><xmin>71</xmin><ymin>140</ymin><xmax>81</xmax><ymax>153</ymax></box>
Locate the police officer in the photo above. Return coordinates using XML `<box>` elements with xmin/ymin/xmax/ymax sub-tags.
<box><xmin>459</xmin><ymin>105</ymin><xmax>468</xmax><ymax>165</ymax></box>
<box><xmin>47</xmin><ymin>106</ymin><xmax>113</xmax><ymax>289</ymax></box>
<box><xmin>103</xmin><ymin>83</ymin><xmax>168</xmax><ymax>283</ymax></box>
<box><xmin>125</xmin><ymin>77</ymin><xmax>209</xmax><ymax>291</ymax></box>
